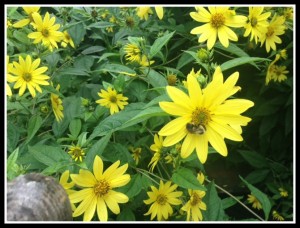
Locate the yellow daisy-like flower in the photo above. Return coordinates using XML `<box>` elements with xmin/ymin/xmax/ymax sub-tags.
<box><xmin>272</xmin><ymin>65</ymin><xmax>289</xmax><ymax>83</ymax></box>
<box><xmin>183</xmin><ymin>68</ymin><xmax>202</xmax><ymax>88</ymax></box>
<box><xmin>272</xmin><ymin>210</ymin><xmax>284</xmax><ymax>221</ymax></box>
<box><xmin>61</xmin><ymin>31</ymin><xmax>75</xmax><ymax>48</ymax></box>
<box><xmin>260</xmin><ymin>15</ymin><xmax>286</xmax><ymax>53</ymax></box>
<box><xmin>69</xmin><ymin>155</ymin><xmax>131</xmax><ymax>221</ymax></box>
<box><xmin>136</xmin><ymin>7</ymin><xmax>153</xmax><ymax>21</ymax></box>
<box><xmin>144</xmin><ymin>180</ymin><xmax>182</xmax><ymax>221</ymax></box>
<box><xmin>9</xmin><ymin>55</ymin><xmax>50</xmax><ymax>98</ymax></box>
<box><xmin>68</xmin><ymin>144</ymin><xmax>85</xmax><ymax>162</ymax></box>
<box><xmin>6</xmin><ymin>56</ymin><xmax>15</xmax><ymax>97</ymax></box>
<box><xmin>51</xmin><ymin>84</ymin><xmax>64</xmax><ymax>122</ymax></box>
<box><xmin>124</xmin><ymin>43</ymin><xmax>142</xmax><ymax>63</ymax></box>
<box><xmin>279</xmin><ymin>187</ymin><xmax>288</xmax><ymax>198</ymax></box>
<box><xmin>149</xmin><ymin>134</ymin><xmax>164</xmax><ymax>172</ymax></box>
<box><xmin>279</xmin><ymin>49</ymin><xmax>288</xmax><ymax>60</ymax></box>
<box><xmin>243</xmin><ymin>7</ymin><xmax>271</xmax><ymax>44</ymax></box>
<box><xmin>247</xmin><ymin>194</ymin><xmax>262</xmax><ymax>210</ymax></box>
<box><xmin>129</xmin><ymin>146</ymin><xmax>142</xmax><ymax>165</ymax></box>
<box><xmin>13</xmin><ymin>7</ymin><xmax>40</xmax><ymax>28</ymax></box>
<box><xmin>181</xmin><ymin>173</ymin><xmax>207</xmax><ymax>221</ymax></box>
<box><xmin>28</xmin><ymin>12</ymin><xmax>64</xmax><ymax>51</ymax></box>
<box><xmin>159</xmin><ymin>66</ymin><xmax>254</xmax><ymax>164</ymax></box>
<box><xmin>283</xmin><ymin>7</ymin><xmax>293</xmax><ymax>21</ymax></box>
<box><xmin>96</xmin><ymin>87</ymin><xmax>129</xmax><ymax>115</ymax></box>
<box><xmin>190</xmin><ymin>7</ymin><xmax>247</xmax><ymax>50</ymax></box>
<box><xmin>59</xmin><ymin>170</ymin><xmax>76</xmax><ymax>211</ymax></box>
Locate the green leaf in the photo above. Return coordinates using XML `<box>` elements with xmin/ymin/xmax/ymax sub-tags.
<box><xmin>240</xmin><ymin>176</ymin><xmax>272</xmax><ymax>220</ymax></box>
<box><xmin>7</xmin><ymin>147</ymin><xmax>19</xmax><ymax>180</ymax></box>
<box><xmin>7</xmin><ymin>122</ymin><xmax>20</xmax><ymax>152</ymax></box>
<box><xmin>238</xmin><ymin>150</ymin><xmax>269</xmax><ymax>169</ymax></box>
<box><xmin>176</xmin><ymin>50</ymin><xmax>195</xmax><ymax>70</ymax></box>
<box><xmin>64</xmin><ymin>96</ymin><xmax>84</xmax><ymax>120</ymax></box>
<box><xmin>97</xmin><ymin>52</ymin><xmax>120</xmax><ymax>63</ymax></box>
<box><xmin>25</xmin><ymin>115</ymin><xmax>43</xmax><ymax>144</ymax></box>
<box><xmin>44</xmin><ymin>53</ymin><xmax>60</xmax><ymax>69</ymax></box>
<box><xmin>245</xmin><ymin>169</ymin><xmax>270</xmax><ymax>185</ymax></box>
<box><xmin>52</xmin><ymin>117</ymin><xmax>70</xmax><ymax>138</ymax></box>
<box><xmin>118</xmin><ymin>174</ymin><xmax>142</xmax><ymax>198</ymax></box>
<box><xmin>88</xmin><ymin>103</ymin><xmax>145</xmax><ymax>140</ymax></box>
<box><xmin>58</xmin><ymin>67</ymin><xmax>89</xmax><ymax>76</ymax></box>
<box><xmin>171</xmin><ymin>167</ymin><xmax>206</xmax><ymax>190</ymax></box>
<box><xmin>74</xmin><ymin>55</ymin><xmax>95</xmax><ymax>71</ymax></box>
<box><xmin>85</xmin><ymin>133</ymin><xmax>112</xmax><ymax>170</ymax></box>
<box><xmin>81</xmin><ymin>46</ymin><xmax>105</xmax><ymax>55</ymax></box>
<box><xmin>86</xmin><ymin>21</ymin><xmax>115</xmax><ymax>29</ymax></box>
<box><xmin>41</xmin><ymin>160</ymin><xmax>70</xmax><ymax>176</ymax></box>
<box><xmin>69</xmin><ymin>118</ymin><xmax>81</xmax><ymax>138</ymax></box>
<box><xmin>259</xmin><ymin>115</ymin><xmax>279</xmax><ymax>137</ymax></box>
<box><xmin>144</xmin><ymin>68</ymin><xmax>168</xmax><ymax>88</ymax></box>
<box><xmin>222</xmin><ymin>196</ymin><xmax>242</xmax><ymax>210</ymax></box>
<box><xmin>144</xmin><ymin>93</ymin><xmax>170</xmax><ymax>108</ymax></box>
<box><xmin>102</xmin><ymin>143</ymin><xmax>134</xmax><ymax>164</ymax></box>
<box><xmin>100</xmin><ymin>63</ymin><xmax>137</xmax><ymax>77</ymax></box>
<box><xmin>13</xmin><ymin>30</ymin><xmax>31</xmax><ymax>45</ymax></box>
<box><xmin>68</xmin><ymin>22</ymin><xmax>86</xmax><ymax>46</ymax></box>
<box><xmin>220</xmin><ymin>57</ymin><xmax>269</xmax><ymax>72</ymax></box>
<box><xmin>116</xmin><ymin>208</ymin><xmax>135</xmax><ymax>221</ymax></box>
<box><xmin>214</xmin><ymin>42</ymin><xmax>250</xmax><ymax>58</ymax></box>
<box><xmin>28</xmin><ymin>144</ymin><xmax>69</xmax><ymax>166</ymax></box>
<box><xmin>203</xmin><ymin>181</ymin><xmax>226</xmax><ymax>221</ymax></box>
<box><xmin>149</xmin><ymin>31</ymin><xmax>175</xmax><ymax>59</ymax></box>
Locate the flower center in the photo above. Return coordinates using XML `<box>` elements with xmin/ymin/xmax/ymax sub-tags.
<box><xmin>156</xmin><ymin>194</ymin><xmax>167</xmax><ymax>205</ymax></box>
<box><xmin>250</xmin><ymin>17</ymin><xmax>258</xmax><ymax>27</ymax></box>
<box><xmin>126</xmin><ymin>17</ymin><xmax>135</xmax><ymax>27</ymax></box>
<box><xmin>190</xmin><ymin>192</ymin><xmax>201</xmax><ymax>206</ymax></box>
<box><xmin>94</xmin><ymin>180</ymin><xmax>110</xmax><ymax>197</ymax></box>
<box><xmin>211</xmin><ymin>13</ymin><xmax>225</xmax><ymax>28</ymax></box>
<box><xmin>73</xmin><ymin>148</ymin><xmax>83</xmax><ymax>157</ymax></box>
<box><xmin>109</xmin><ymin>95</ymin><xmax>117</xmax><ymax>103</ymax></box>
<box><xmin>266</xmin><ymin>27</ymin><xmax>274</xmax><ymax>37</ymax></box>
<box><xmin>42</xmin><ymin>28</ymin><xmax>50</xmax><ymax>37</ymax></box>
<box><xmin>23</xmin><ymin>72</ymin><xmax>32</xmax><ymax>82</ymax></box>
<box><xmin>65</xmin><ymin>33</ymin><xmax>70</xmax><ymax>40</ymax></box>
<box><xmin>191</xmin><ymin>107</ymin><xmax>211</xmax><ymax>126</ymax></box>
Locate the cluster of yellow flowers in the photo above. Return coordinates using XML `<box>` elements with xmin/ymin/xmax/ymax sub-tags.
<box><xmin>190</xmin><ymin>7</ymin><xmax>291</xmax><ymax>53</ymax></box>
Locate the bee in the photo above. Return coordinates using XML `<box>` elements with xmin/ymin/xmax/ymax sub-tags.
<box><xmin>186</xmin><ymin>122</ymin><xmax>206</xmax><ymax>135</ymax></box>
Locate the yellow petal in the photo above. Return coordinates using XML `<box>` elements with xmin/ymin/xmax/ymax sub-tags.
<box><xmin>93</xmin><ymin>155</ymin><xmax>103</xmax><ymax>181</ymax></box>
<box><xmin>166</xmin><ymin>86</ymin><xmax>193</xmax><ymax>110</ymax></box>
<box><xmin>104</xmin><ymin>195</ymin><xmax>120</xmax><ymax>214</ymax></box>
<box><xmin>97</xmin><ymin>197</ymin><xmax>108</xmax><ymax>221</ymax></box>
<box><xmin>110</xmin><ymin>174</ymin><xmax>131</xmax><ymax>188</ymax></box>
<box><xmin>83</xmin><ymin>195</ymin><xmax>97</xmax><ymax>221</ymax></box>
<box><xmin>187</xmin><ymin>73</ymin><xmax>203</xmax><ymax>107</ymax></box>
<box><xmin>69</xmin><ymin>188</ymin><xmax>94</xmax><ymax>203</ymax></box>
<box><xmin>158</xmin><ymin>116</ymin><xmax>189</xmax><ymax>136</ymax></box>
<box><xmin>195</xmin><ymin>134</ymin><xmax>208</xmax><ymax>163</ymax></box>
<box><xmin>71</xmin><ymin>170</ymin><xmax>97</xmax><ymax>187</ymax></box>
<box><xmin>206</xmin><ymin>127</ymin><xmax>228</xmax><ymax>156</ymax></box>
<box><xmin>72</xmin><ymin>191</ymin><xmax>95</xmax><ymax>219</ymax></box>
<box><xmin>181</xmin><ymin>133</ymin><xmax>197</xmax><ymax>158</ymax></box>
<box><xmin>163</xmin><ymin>130</ymin><xmax>187</xmax><ymax>147</ymax></box>
<box><xmin>155</xmin><ymin>7</ymin><xmax>163</xmax><ymax>20</ymax></box>
<box><xmin>209</xmin><ymin>120</ymin><xmax>243</xmax><ymax>141</ymax></box>
<box><xmin>159</xmin><ymin>102</ymin><xmax>190</xmax><ymax>116</ymax></box>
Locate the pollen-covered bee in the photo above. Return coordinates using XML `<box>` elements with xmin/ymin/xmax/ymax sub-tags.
<box><xmin>186</xmin><ymin>122</ymin><xmax>206</xmax><ymax>135</ymax></box>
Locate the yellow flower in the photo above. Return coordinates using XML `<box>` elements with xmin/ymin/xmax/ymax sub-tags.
<box><xmin>155</xmin><ymin>7</ymin><xmax>164</xmax><ymax>20</ymax></box>
<box><xmin>124</xmin><ymin>43</ymin><xmax>142</xmax><ymax>63</ymax></box>
<box><xmin>283</xmin><ymin>7</ymin><xmax>293</xmax><ymax>21</ymax></box>
<box><xmin>28</xmin><ymin>12</ymin><xmax>64</xmax><ymax>51</ymax></box>
<box><xmin>260</xmin><ymin>15</ymin><xmax>286</xmax><ymax>53</ymax></box>
<box><xmin>68</xmin><ymin>144</ymin><xmax>85</xmax><ymax>162</ymax></box>
<box><xmin>61</xmin><ymin>31</ymin><xmax>75</xmax><ymax>48</ymax></box>
<box><xmin>272</xmin><ymin>210</ymin><xmax>284</xmax><ymax>221</ymax></box>
<box><xmin>139</xmin><ymin>55</ymin><xmax>154</xmax><ymax>67</ymax></box>
<box><xmin>247</xmin><ymin>194</ymin><xmax>262</xmax><ymax>210</ymax></box>
<box><xmin>279</xmin><ymin>49</ymin><xmax>288</xmax><ymax>60</ymax></box>
<box><xmin>272</xmin><ymin>65</ymin><xmax>289</xmax><ymax>83</ymax></box>
<box><xmin>59</xmin><ymin>170</ymin><xmax>76</xmax><ymax>211</ymax></box>
<box><xmin>13</xmin><ymin>7</ymin><xmax>40</xmax><ymax>28</ymax></box>
<box><xmin>129</xmin><ymin>146</ymin><xmax>142</xmax><ymax>165</ymax></box>
<box><xmin>279</xmin><ymin>187</ymin><xmax>288</xmax><ymax>198</ymax></box>
<box><xmin>182</xmin><ymin>68</ymin><xmax>201</xmax><ymax>88</ymax></box>
<box><xmin>9</xmin><ymin>55</ymin><xmax>49</xmax><ymax>97</ymax></box>
<box><xmin>159</xmin><ymin>66</ymin><xmax>254</xmax><ymax>164</ymax></box>
<box><xmin>69</xmin><ymin>155</ymin><xmax>131</xmax><ymax>221</ymax></box>
<box><xmin>190</xmin><ymin>7</ymin><xmax>247</xmax><ymax>50</ymax></box>
<box><xmin>51</xmin><ymin>84</ymin><xmax>64</xmax><ymax>122</ymax></box>
<box><xmin>96</xmin><ymin>87</ymin><xmax>129</xmax><ymax>115</ymax></box>
<box><xmin>149</xmin><ymin>134</ymin><xmax>164</xmax><ymax>172</ymax></box>
<box><xmin>6</xmin><ymin>56</ymin><xmax>14</xmax><ymax>97</ymax></box>
<box><xmin>136</xmin><ymin>7</ymin><xmax>153</xmax><ymax>21</ymax></box>
<box><xmin>144</xmin><ymin>180</ymin><xmax>182</xmax><ymax>221</ymax></box>
<box><xmin>106</xmin><ymin>27</ymin><xmax>114</xmax><ymax>33</ymax></box>
<box><xmin>181</xmin><ymin>173</ymin><xmax>207</xmax><ymax>221</ymax></box>
<box><xmin>243</xmin><ymin>7</ymin><xmax>271</xmax><ymax>44</ymax></box>
<box><xmin>266</xmin><ymin>54</ymin><xmax>280</xmax><ymax>85</ymax></box>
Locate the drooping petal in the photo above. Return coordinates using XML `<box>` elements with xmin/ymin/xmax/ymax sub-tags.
<box><xmin>71</xmin><ymin>170</ymin><xmax>97</xmax><ymax>187</ymax></box>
